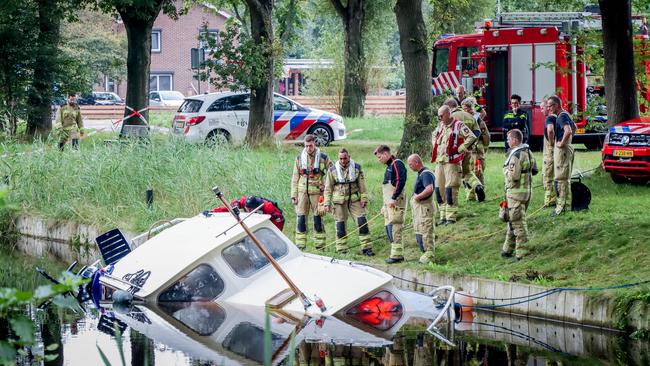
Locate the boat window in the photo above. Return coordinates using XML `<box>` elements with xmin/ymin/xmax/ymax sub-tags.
<box><xmin>158</xmin><ymin>264</ymin><xmax>225</xmax><ymax>302</ymax></box>
<box><xmin>222</xmin><ymin>322</ymin><xmax>285</xmax><ymax>363</ymax></box>
<box><xmin>222</xmin><ymin>228</ymin><xmax>288</xmax><ymax>277</ymax></box>
<box><xmin>158</xmin><ymin>302</ymin><xmax>226</xmax><ymax>336</ymax></box>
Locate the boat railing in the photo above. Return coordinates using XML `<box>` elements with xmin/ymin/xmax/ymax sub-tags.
<box><xmin>427</xmin><ymin>285</ymin><xmax>456</xmax><ymax>347</ymax></box>
<box><xmin>130</xmin><ymin>218</ymin><xmax>189</xmax><ymax>249</ymax></box>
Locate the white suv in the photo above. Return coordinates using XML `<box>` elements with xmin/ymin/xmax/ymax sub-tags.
<box><xmin>171</xmin><ymin>92</ymin><xmax>346</xmax><ymax>146</ymax></box>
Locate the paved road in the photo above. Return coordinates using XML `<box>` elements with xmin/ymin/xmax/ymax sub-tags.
<box><xmin>82</xmin><ymin>119</ymin><xmax>169</xmax><ymax>134</ymax></box>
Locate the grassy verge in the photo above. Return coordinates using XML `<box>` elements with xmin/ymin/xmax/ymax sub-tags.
<box><xmin>1</xmin><ymin>116</ymin><xmax>649</xmax><ymax>297</ymax></box>
<box><xmin>147</xmin><ymin>111</ymin><xmax>175</xmax><ymax>128</ymax></box>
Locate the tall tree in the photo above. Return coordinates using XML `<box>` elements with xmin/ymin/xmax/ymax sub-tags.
<box><xmin>0</xmin><ymin>0</ymin><xmax>38</xmax><ymax>136</ymax></box>
<box><xmin>202</xmin><ymin>0</ymin><xmax>276</xmax><ymax>146</ymax></box>
<box><xmin>599</xmin><ymin>0</ymin><xmax>639</xmax><ymax>125</ymax></box>
<box><xmin>94</xmin><ymin>0</ymin><xmax>179</xmax><ymax>127</ymax></box>
<box><xmin>26</xmin><ymin>0</ymin><xmax>65</xmax><ymax>140</ymax></box>
<box><xmin>395</xmin><ymin>0</ymin><xmax>433</xmax><ymax>158</ymax></box>
<box><xmin>329</xmin><ymin>0</ymin><xmax>366</xmax><ymax>118</ymax></box>
<box><xmin>243</xmin><ymin>0</ymin><xmax>275</xmax><ymax>146</ymax></box>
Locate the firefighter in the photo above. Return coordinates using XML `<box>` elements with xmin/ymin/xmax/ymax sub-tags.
<box><xmin>501</xmin><ymin>129</ymin><xmax>537</xmax><ymax>260</ymax></box>
<box><xmin>542</xmin><ymin>98</ymin><xmax>558</xmax><ymax>208</ymax></box>
<box><xmin>323</xmin><ymin>148</ymin><xmax>373</xmax><ymax>256</ymax></box>
<box><xmin>456</xmin><ymin>85</ymin><xmax>487</xmax><ymax>121</ymax></box>
<box><xmin>462</xmin><ymin>97</ymin><xmax>490</xmax><ymax>201</ymax></box>
<box><xmin>502</xmin><ymin>94</ymin><xmax>528</xmax><ymax>151</ymax></box>
<box><xmin>444</xmin><ymin>98</ymin><xmax>485</xmax><ymax>202</ymax></box>
<box><xmin>211</xmin><ymin>195</ymin><xmax>285</xmax><ymax>230</ymax></box>
<box><xmin>453</xmin><ymin>85</ymin><xmax>467</xmax><ymax>105</ymax></box>
<box><xmin>374</xmin><ymin>145</ymin><xmax>407</xmax><ymax>264</ymax></box>
<box><xmin>55</xmin><ymin>93</ymin><xmax>84</xmax><ymax>151</ymax></box>
<box><xmin>407</xmin><ymin>154</ymin><xmax>436</xmax><ymax>264</ymax></box>
<box><xmin>431</xmin><ymin>105</ymin><xmax>477</xmax><ymax>225</ymax></box>
<box><xmin>547</xmin><ymin>95</ymin><xmax>576</xmax><ymax>216</ymax></box>
<box><xmin>290</xmin><ymin>134</ymin><xmax>332</xmax><ymax>250</ymax></box>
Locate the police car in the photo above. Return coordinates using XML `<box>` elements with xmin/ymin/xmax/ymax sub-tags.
<box><xmin>171</xmin><ymin>92</ymin><xmax>346</xmax><ymax>146</ymax></box>
<box><xmin>602</xmin><ymin>115</ymin><xmax>650</xmax><ymax>184</ymax></box>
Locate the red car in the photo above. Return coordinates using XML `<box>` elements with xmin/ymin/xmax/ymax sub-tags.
<box><xmin>602</xmin><ymin>115</ymin><xmax>650</xmax><ymax>184</ymax></box>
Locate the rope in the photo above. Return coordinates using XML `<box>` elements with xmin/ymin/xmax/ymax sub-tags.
<box><xmin>388</xmin><ymin>271</ymin><xmax>650</xmax><ymax>308</ymax></box>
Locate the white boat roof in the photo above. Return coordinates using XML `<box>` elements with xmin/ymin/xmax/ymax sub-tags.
<box><xmin>105</xmin><ymin>213</ymin><xmax>271</xmax><ymax>298</ymax></box>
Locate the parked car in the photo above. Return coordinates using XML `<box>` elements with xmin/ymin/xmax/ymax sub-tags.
<box><xmin>75</xmin><ymin>94</ymin><xmax>96</xmax><ymax>105</ymax></box>
<box><xmin>74</xmin><ymin>92</ymin><xmax>123</xmax><ymax>106</ymax></box>
<box><xmin>170</xmin><ymin>92</ymin><xmax>346</xmax><ymax>146</ymax></box>
<box><xmin>93</xmin><ymin>92</ymin><xmax>124</xmax><ymax>105</ymax></box>
<box><xmin>602</xmin><ymin>115</ymin><xmax>650</xmax><ymax>184</ymax></box>
<box><xmin>150</xmin><ymin>90</ymin><xmax>185</xmax><ymax>107</ymax></box>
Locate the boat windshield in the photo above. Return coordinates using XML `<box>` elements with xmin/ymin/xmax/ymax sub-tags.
<box><xmin>222</xmin><ymin>228</ymin><xmax>288</xmax><ymax>277</ymax></box>
<box><xmin>158</xmin><ymin>264</ymin><xmax>225</xmax><ymax>302</ymax></box>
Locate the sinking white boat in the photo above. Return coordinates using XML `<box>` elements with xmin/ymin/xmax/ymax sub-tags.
<box><xmin>80</xmin><ymin>189</ymin><xmax>455</xmax><ymax>349</ymax></box>
<box><xmin>101</xmin><ymin>299</ymin><xmax>446</xmax><ymax>366</ymax></box>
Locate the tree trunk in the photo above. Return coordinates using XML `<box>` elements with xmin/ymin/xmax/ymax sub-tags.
<box><xmin>26</xmin><ymin>0</ymin><xmax>61</xmax><ymax>140</ymax></box>
<box><xmin>244</xmin><ymin>0</ymin><xmax>275</xmax><ymax>146</ymax></box>
<box><xmin>395</xmin><ymin>0</ymin><xmax>432</xmax><ymax>159</ymax></box>
<box><xmin>331</xmin><ymin>0</ymin><xmax>366</xmax><ymax>118</ymax></box>
<box><xmin>599</xmin><ymin>0</ymin><xmax>639</xmax><ymax>126</ymax></box>
<box><xmin>119</xmin><ymin>7</ymin><xmax>161</xmax><ymax>127</ymax></box>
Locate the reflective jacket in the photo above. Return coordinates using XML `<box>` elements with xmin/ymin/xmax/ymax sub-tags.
<box><xmin>211</xmin><ymin>196</ymin><xmax>285</xmax><ymax>230</ymax></box>
<box><xmin>431</xmin><ymin>119</ymin><xmax>477</xmax><ymax>164</ymax></box>
<box><xmin>503</xmin><ymin>144</ymin><xmax>537</xmax><ymax>202</ymax></box>
<box><xmin>290</xmin><ymin>149</ymin><xmax>331</xmax><ymax>196</ymax></box>
<box><xmin>323</xmin><ymin>161</ymin><xmax>368</xmax><ymax>206</ymax></box>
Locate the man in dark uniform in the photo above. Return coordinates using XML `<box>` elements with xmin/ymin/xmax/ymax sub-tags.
<box><xmin>374</xmin><ymin>145</ymin><xmax>408</xmax><ymax>264</ymax></box>
<box><xmin>502</xmin><ymin>94</ymin><xmax>528</xmax><ymax>150</ymax></box>
<box><xmin>407</xmin><ymin>154</ymin><xmax>436</xmax><ymax>264</ymax></box>
<box><xmin>547</xmin><ymin>95</ymin><xmax>576</xmax><ymax>216</ymax></box>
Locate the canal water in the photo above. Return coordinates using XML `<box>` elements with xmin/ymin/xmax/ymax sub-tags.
<box><xmin>4</xmin><ymin>252</ymin><xmax>650</xmax><ymax>365</ymax></box>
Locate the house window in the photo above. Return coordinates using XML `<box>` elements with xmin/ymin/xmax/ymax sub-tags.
<box><xmin>199</xmin><ymin>30</ymin><xmax>219</xmax><ymax>54</ymax></box>
<box><xmin>149</xmin><ymin>73</ymin><xmax>173</xmax><ymax>91</ymax></box>
<box><xmin>152</xmin><ymin>29</ymin><xmax>161</xmax><ymax>52</ymax></box>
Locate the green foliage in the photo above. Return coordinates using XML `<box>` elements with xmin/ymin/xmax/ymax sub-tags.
<box><xmin>0</xmin><ymin>272</ymin><xmax>85</xmax><ymax>365</ymax></box>
<box><xmin>59</xmin><ymin>10</ymin><xmax>128</xmax><ymax>93</ymax></box>
<box><xmin>200</xmin><ymin>20</ymin><xmax>283</xmax><ymax>91</ymax></box>
<box><xmin>428</xmin><ymin>0</ymin><xmax>493</xmax><ymax>39</ymax></box>
<box><xmin>0</xmin><ymin>0</ymin><xmax>38</xmax><ymax>136</ymax></box>
<box><xmin>276</xmin><ymin>0</ymin><xmax>308</xmax><ymax>50</ymax></box>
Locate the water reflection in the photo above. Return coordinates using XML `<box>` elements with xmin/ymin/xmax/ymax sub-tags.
<box><xmin>22</xmin><ymin>300</ymin><xmax>648</xmax><ymax>366</ymax></box>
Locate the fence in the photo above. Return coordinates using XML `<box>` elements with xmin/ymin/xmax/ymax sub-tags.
<box><xmin>79</xmin><ymin>95</ymin><xmax>407</xmax><ymax>120</ymax></box>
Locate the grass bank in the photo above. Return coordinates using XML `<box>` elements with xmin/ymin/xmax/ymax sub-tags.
<box><xmin>1</xmin><ymin>117</ymin><xmax>649</xmax><ymax>298</ymax></box>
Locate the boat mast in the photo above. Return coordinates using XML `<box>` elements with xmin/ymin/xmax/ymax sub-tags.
<box><xmin>212</xmin><ymin>186</ymin><xmax>313</xmax><ymax>310</ymax></box>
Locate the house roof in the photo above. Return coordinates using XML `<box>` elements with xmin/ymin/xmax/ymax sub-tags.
<box><xmin>201</xmin><ymin>3</ymin><xmax>233</xmax><ymax>19</ymax></box>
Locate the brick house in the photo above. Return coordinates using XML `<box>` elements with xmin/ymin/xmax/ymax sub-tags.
<box><xmin>108</xmin><ymin>4</ymin><xmax>230</xmax><ymax>98</ymax></box>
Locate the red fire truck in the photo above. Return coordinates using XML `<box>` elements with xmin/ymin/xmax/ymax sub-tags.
<box><xmin>432</xmin><ymin>12</ymin><xmax>604</xmax><ymax>150</ymax></box>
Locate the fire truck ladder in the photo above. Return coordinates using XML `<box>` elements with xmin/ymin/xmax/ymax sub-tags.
<box><xmin>494</xmin><ymin>12</ymin><xmax>601</xmax><ymax>31</ymax></box>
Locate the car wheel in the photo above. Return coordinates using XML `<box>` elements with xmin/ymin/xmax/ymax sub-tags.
<box><xmin>307</xmin><ymin>124</ymin><xmax>333</xmax><ymax>146</ymax></box>
<box><xmin>610</xmin><ymin>174</ymin><xmax>628</xmax><ymax>184</ymax></box>
<box><xmin>206</xmin><ymin>129</ymin><xmax>230</xmax><ymax>147</ymax></box>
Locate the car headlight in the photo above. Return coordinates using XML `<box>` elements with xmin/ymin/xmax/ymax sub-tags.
<box><xmin>604</xmin><ymin>132</ymin><xmax>609</xmax><ymax>144</ymax></box>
